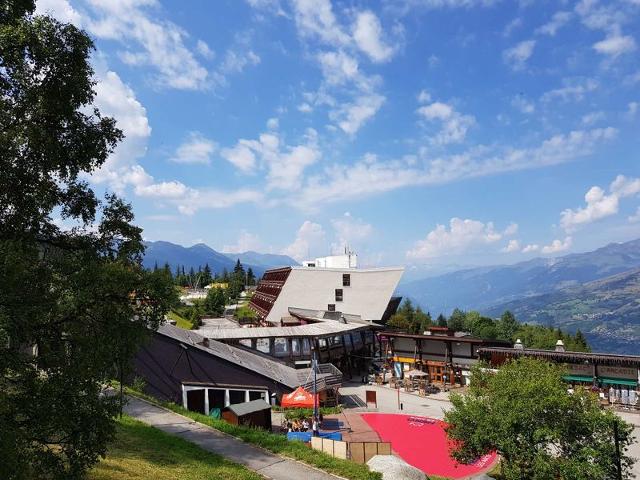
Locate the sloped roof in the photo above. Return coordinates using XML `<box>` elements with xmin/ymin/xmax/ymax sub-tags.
<box><xmin>228</xmin><ymin>399</ymin><xmax>271</xmax><ymax>416</ymax></box>
<box><xmin>155</xmin><ymin>323</ymin><xmax>333</xmax><ymax>389</ymax></box>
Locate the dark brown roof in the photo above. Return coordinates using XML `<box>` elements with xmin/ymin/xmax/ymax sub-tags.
<box><xmin>479</xmin><ymin>346</ymin><xmax>640</xmax><ymax>368</ymax></box>
<box><xmin>379</xmin><ymin>331</ymin><xmax>511</xmax><ymax>346</ymax></box>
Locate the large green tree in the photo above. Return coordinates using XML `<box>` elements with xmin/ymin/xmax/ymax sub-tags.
<box><xmin>0</xmin><ymin>3</ymin><xmax>171</xmax><ymax>478</ymax></box>
<box><xmin>445</xmin><ymin>358</ymin><xmax>635</xmax><ymax>479</ymax></box>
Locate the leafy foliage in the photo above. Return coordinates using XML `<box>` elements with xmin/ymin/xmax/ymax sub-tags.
<box><xmin>0</xmin><ymin>4</ymin><xmax>172</xmax><ymax>479</ymax></box>
<box><xmin>388</xmin><ymin>300</ymin><xmax>590</xmax><ymax>351</ymax></box>
<box><xmin>445</xmin><ymin>358</ymin><xmax>635</xmax><ymax>480</ymax></box>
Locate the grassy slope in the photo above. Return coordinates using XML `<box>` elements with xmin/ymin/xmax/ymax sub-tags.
<box><xmin>124</xmin><ymin>386</ymin><xmax>382</xmax><ymax>480</ymax></box>
<box><xmin>166</xmin><ymin>310</ymin><xmax>193</xmax><ymax>330</ymax></box>
<box><xmin>89</xmin><ymin>415</ymin><xmax>262</xmax><ymax>480</ymax></box>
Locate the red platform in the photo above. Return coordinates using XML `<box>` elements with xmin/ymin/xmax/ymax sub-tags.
<box><xmin>361</xmin><ymin>413</ymin><xmax>497</xmax><ymax>479</ymax></box>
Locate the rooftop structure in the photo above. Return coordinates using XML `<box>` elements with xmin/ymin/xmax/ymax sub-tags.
<box><xmin>249</xmin><ymin>264</ymin><xmax>404</xmax><ymax>325</ymax></box>
<box><xmin>303</xmin><ymin>252</ymin><xmax>358</xmax><ymax>269</ymax></box>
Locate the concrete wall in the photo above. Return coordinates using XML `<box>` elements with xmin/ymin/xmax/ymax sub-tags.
<box><xmin>267</xmin><ymin>267</ymin><xmax>404</xmax><ymax>323</ymax></box>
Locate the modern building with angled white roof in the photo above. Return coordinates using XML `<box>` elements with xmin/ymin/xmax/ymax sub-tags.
<box><xmin>249</xmin><ymin>257</ymin><xmax>404</xmax><ymax>326</ymax></box>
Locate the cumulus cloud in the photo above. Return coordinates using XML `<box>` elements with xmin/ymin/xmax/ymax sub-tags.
<box><xmin>170</xmin><ymin>132</ymin><xmax>217</xmax><ymax>164</ymax></box>
<box><xmin>541</xmin><ymin>237</ymin><xmax>573</xmax><ymax>254</ymax></box>
<box><xmin>416</xmin><ymin>99</ymin><xmax>475</xmax><ymax>145</ymax></box>
<box><xmin>222</xmin><ymin>231</ymin><xmax>262</xmax><ymax>253</ymax></box>
<box><xmin>221</xmin><ymin>128</ymin><xmax>320</xmax><ymax>190</ymax></box>
<box><xmin>502</xmin><ymin>239</ymin><xmax>521</xmax><ymax>253</ymax></box>
<box><xmin>593</xmin><ymin>33</ymin><xmax>637</xmax><ymax>58</ymax></box>
<box><xmin>503</xmin><ymin>40</ymin><xmax>535</xmax><ymax>71</ymax></box>
<box><xmin>406</xmin><ymin>218</ymin><xmax>516</xmax><ymax>259</ymax></box>
<box><xmin>560</xmin><ymin>175</ymin><xmax>640</xmax><ymax>231</ymax></box>
<box><xmin>352</xmin><ymin>10</ymin><xmax>395</xmax><ymax>62</ymax></box>
<box><xmin>85</xmin><ymin>0</ymin><xmax>209</xmax><ymax>90</ymax></box>
<box><xmin>522</xmin><ymin>244</ymin><xmax>540</xmax><ymax>253</ymax></box>
<box><xmin>282</xmin><ymin>221</ymin><xmax>326</xmax><ymax>261</ymax></box>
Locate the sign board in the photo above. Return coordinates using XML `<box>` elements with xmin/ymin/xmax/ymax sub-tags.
<box><xmin>598</xmin><ymin>366</ymin><xmax>638</xmax><ymax>380</ymax></box>
<box><xmin>567</xmin><ymin>363</ymin><xmax>593</xmax><ymax>376</ymax></box>
<box><xmin>365</xmin><ymin>390</ymin><xmax>377</xmax><ymax>408</ymax></box>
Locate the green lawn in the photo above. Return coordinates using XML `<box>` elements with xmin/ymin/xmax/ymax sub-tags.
<box><xmin>89</xmin><ymin>415</ymin><xmax>262</xmax><ymax>480</ymax></box>
<box><xmin>166</xmin><ymin>310</ymin><xmax>193</xmax><ymax>330</ymax></box>
<box><xmin>123</xmin><ymin>386</ymin><xmax>381</xmax><ymax>480</ymax></box>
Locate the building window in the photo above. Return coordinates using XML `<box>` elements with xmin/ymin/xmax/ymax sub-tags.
<box><xmin>328</xmin><ymin>304</ymin><xmax>336</xmax><ymax>312</ymax></box>
<box><xmin>342</xmin><ymin>273</ymin><xmax>350</xmax><ymax>286</ymax></box>
<box><xmin>335</xmin><ymin>288</ymin><xmax>343</xmax><ymax>302</ymax></box>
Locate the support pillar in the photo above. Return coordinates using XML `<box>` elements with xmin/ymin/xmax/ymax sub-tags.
<box><xmin>182</xmin><ymin>384</ymin><xmax>188</xmax><ymax>409</ymax></box>
<box><xmin>224</xmin><ymin>389</ymin><xmax>230</xmax><ymax>407</ymax></box>
<box><xmin>204</xmin><ymin>388</ymin><xmax>210</xmax><ymax>416</ymax></box>
<box><xmin>245</xmin><ymin>390</ymin><xmax>250</xmax><ymax>402</ymax></box>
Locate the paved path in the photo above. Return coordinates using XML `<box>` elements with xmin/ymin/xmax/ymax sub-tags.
<box><xmin>124</xmin><ymin>396</ymin><xmax>341</xmax><ymax>480</ymax></box>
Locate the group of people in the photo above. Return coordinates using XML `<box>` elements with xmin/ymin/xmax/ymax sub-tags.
<box><xmin>286</xmin><ymin>415</ymin><xmax>321</xmax><ymax>433</ymax></box>
<box><xmin>287</xmin><ymin>418</ymin><xmax>310</xmax><ymax>432</ymax></box>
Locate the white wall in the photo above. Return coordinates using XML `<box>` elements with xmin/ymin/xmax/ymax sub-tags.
<box><xmin>266</xmin><ymin>267</ymin><xmax>403</xmax><ymax>323</ymax></box>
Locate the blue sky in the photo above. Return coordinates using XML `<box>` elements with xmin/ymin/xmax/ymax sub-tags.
<box><xmin>39</xmin><ymin>0</ymin><xmax>640</xmax><ymax>272</ymax></box>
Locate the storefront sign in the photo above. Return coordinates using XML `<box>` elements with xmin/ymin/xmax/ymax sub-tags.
<box><xmin>567</xmin><ymin>363</ymin><xmax>593</xmax><ymax>375</ymax></box>
<box><xmin>597</xmin><ymin>366</ymin><xmax>638</xmax><ymax>380</ymax></box>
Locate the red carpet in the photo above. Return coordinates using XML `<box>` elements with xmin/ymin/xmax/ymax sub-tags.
<box><xmin>361</xmin><ymin>413</ymin><xmax>497</xmax><ymax>479</ymax></box>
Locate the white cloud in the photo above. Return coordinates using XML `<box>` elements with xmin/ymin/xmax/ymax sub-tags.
<box><xmin>541</xmin><ymin>237</ymin><xmax>572</xmax><ymax>254</ymax></box>
<box><xmin>221</xmin><ymin>143</ymin><xmax>258</xmax><ymax>172</ymax></box>
<box><xmin>292</xmin><ymin>127</ymin><xmax>617</xmax><ymax>208</ymax></box>
<box><xmin>522</xmin><ymin>243</ymin><xmax>540</xmax><ymax>253</ymax></box>
<box><xmin>170</xmin><ymin>132</ymin><xmax>217</xmax><ymax>164</ymax></box>
<box><xmin>333</xmin><ymin>94</ymin><xmax>385</xmax><ymax>135</ymax></box>
<box><xmin>627</xmin><ymin>102</ymin><xmax>639</xmax><ymax>118</ymax></box>
<box><xmin>417</xmin><ymin>90</ymin><xmax>432</xmax><ymax>103</ymax></box>
<box><xmin>89</xmin><ymin>70</ymin><xmax>151</xmax><ymax>191</ymax></box>
<box><xmin>196</xmin><ymin>39</ymin><xmax>215</xmax><ymax>59</ymax></box>
<box><xmin>352</xmin><ymin>10</ymin><xmax>395</xmax><ymax>63</ymax></box>
<box><xmin>135</xmin><ymin>179</ymin><xmax>190</xmax><ymax>198</ymax></box>
<box><xmin>629</xmin><ymin>207</ymin><xmax>640</xmax><ymax>223</ymax></box>
<box><xmin>298</xmin><ymin>103</ymin><xmax>313</xmax><ymax>113</ymax></box>
<box><xmin>331</xmin><ymin>212</ymin><xmax>373</xmax><ymax>250</ymax></box>
<box><xmin>593</xmin><ymin>33</ymin><xmax>636</xmax><ymax>58</ymax></box>
<box><xmin>502</xmin><ymin>239</ymin><xmax>521</xmax><ymax>253</ymax></box>
<box><xmin>407</xmin><ymin>218</ymin><xmax>515</xmax><ymax>259</ymax></box>
<box><xmin>282</xmin><ymin>221</ymin><xmax>326</xmax><ymax>261</ymax></box>
<box><xmin>290</xmin><ymin>0</ymin><xmax>350</xmax><ymax>46</ymax></box>
<box><xmin>541</xmin><ymin>78</ymin><xmax>598</xmax><ymax>103</ymax></box>
<box><xmin>503</xmin><ymin>17</ymin><xmax>522</xmax><ymax>37</ymax></box>
<box><xmin>86</xmin><ymin>0</ymin><xmax>209</xmax><ymax>90</ymax></box>
<box><xmin>511</xmin><ymin>96</ymin><xmax>535</xmax><ymax>114</ymax></box>
<box><xmin>535</xmin><ymin>11</ymin><xmax>572</xmax><ymax>36</ymax></box>
<box><xmin>503</xmin><ymin>40</ymin><xmax>535</xmax><ymax>71</ymax></box>
<box><xmin>221</xmin><ymin>128</ymin><xmax>320</xmax><ymax>190</ymax></box>
<box><xmin>267</xmin><ymin>117</ymin><xmax>279</xmax><ymax>130</ymax></box>
<box><xmin>222</xmin><ymin>231</ymin><xmax>262</xmax><ymax>253</ymax></box>
<box><xmin>581</xmin><ymin>111</ymin><xmax>605</xmax><ymax>125</ymax></box>
<box><xmin>417</xmin><ymin>100</ymin><xmax>475</xmax><ymax>145</ymax></box>
<box><xmin>317</xmin><ymin>50</ymin><xmax>360</xmax><ymax>86</ymax></box>
<box><xmin>176</xmin><ymin>189</ymin><xmax>263</xmax><ymax>215</ymax></box>
<box><xmin>36</xmin><ymin>0</ymin><xmax>83</xmax><ymax>25</ymax></box>
<box><xmin>560</xmin><ymin>175</ymin><xmax>640</xmax><ymax>231</ymax></box>
<box><xmin>219</xmin><ymin>48</ymin><xmax>261</xmax><ymax>75</ymax></box>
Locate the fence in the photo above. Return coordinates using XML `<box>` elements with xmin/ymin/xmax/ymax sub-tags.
<box><xmin>310</xmin><ymin>437</ymin><xmax>392</xmax><ymax>464</ymax></box>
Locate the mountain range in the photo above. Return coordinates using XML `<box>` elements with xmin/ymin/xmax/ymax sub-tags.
<box><xmin>142</xmin><ymin>241</ymin><xmax>298</xmax><ymax>277</ymax></box>
<box><xmin>398</xmin><ymin>238</ymin><xmax>640</xmax><ymax>354</ymax></box>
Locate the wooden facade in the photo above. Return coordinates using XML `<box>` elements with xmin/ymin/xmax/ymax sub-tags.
<box><xmin>380</xmin><ymin>331</ymin><xmax>511</xmax><ymax>386</ymax></box>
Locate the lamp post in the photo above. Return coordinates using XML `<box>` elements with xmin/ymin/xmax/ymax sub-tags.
<box><xmin>312</xmin><ymin>346</ymin><xmax>319</xmax><ymax>436</ymax></box>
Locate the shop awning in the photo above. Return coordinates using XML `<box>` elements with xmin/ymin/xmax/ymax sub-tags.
<box><xmin>599</xmin><ymin>377</ymin><xmax>638</xmax><ymax>387</ymax></box>
<box><xmin>562</xmin><ymin>375</ymin><xmax>593</xmax><ymax>383</ymax></box>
